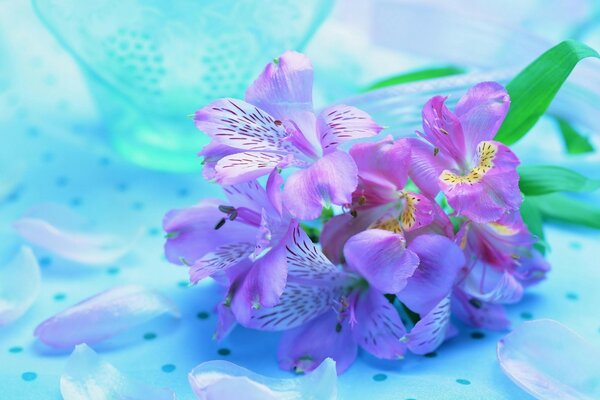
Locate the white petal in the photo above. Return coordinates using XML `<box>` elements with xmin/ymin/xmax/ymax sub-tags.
<box><xmin>61</xmin><ymin>344</ymin><xmax>175</xmax><ymax>400</ymax></box>
<box><xmin>188</xmin><ymin>358</ymin><xmax>337</xmax><ymax>400</ymax></box>
<box><xmin>0</xmin><ymin>245</ymin><xmax>41</xmax><ymax>326</ymax></box>
<box><xmin>35</xmin><ymin>285</ymin><xmax>180</xmax><ymax>348</ymax></box>
<box><xmin>12</xmin><ymin>205</ymin><xmax>141</xmax><ymax>265</ymax></box>
<box><xmin>497</xmin><ymin>319</ymin><xmax>600</xmax><ymax>400</ymax></box>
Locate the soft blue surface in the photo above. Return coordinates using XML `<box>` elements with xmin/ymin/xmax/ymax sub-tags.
<box><xmin>1</xmin><ymin>1</ymin><xmax>600</xmax><ymax>399</ymax></box>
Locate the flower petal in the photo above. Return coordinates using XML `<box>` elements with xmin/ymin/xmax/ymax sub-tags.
<box><xmin>189</xmin><ymin>358</ymin><xmax>337</xmax><ymax>400</ymax></box>
<box><xmin>452</xmin><ymin>288</ymin><xmax>510</xmax><ymax>330</ymax></box>
<box><xmin>344</xmin><ymin>229</ymin><xmax>419</xmax><ymax>294</ymax></box>
<box><xmin>61</xmin><ymin>344</ymin><xmax>175</xmax><ymax>400</ymax></box>
<box><xmin>278</xmin><ymin>311</ymin><xmax>358</xmax><ymax>375</ymax></box>
<box><xmin>439</xmin><ymin>141</ymin><xmax>522</xmax><ymax>223</ymax></box>
<box><xmin>353</xmin><ymin>289</ymin><xmax>407</xmax><ymax>359</ymax></box>
<box><xmin>13</xmin><ymin>207</ymin><xmax>140</xmax><ymax>266</ymax></box>
<box><xmin>223</xmin><ymin>180</ymin><xmax>272</xmax><ymax>214</ymax></box>
<box><xmin>350</xmin><ymin>135</ymin><xmax>410</xmax><ymax>195</ymax></box>
<box><xmin>283</xmin><ymin>150</ymin><xmax>358</xmax><ymax>220</ymax></box>
<box><xmin>400</xmin><ymin>192</ymin><xmax>437</xmax><ymax>232</ymax></box>
<box><xmin>406</xmin><ymin>296</ymin><xmax>452</xmax><ymax>355</ymax></box>
<box><xmin>285</xmin><ymin>224</ymin><xmax>339</xmax><ymax>282</ymax></box>
<box><xmin>0</xmin><ymin>245</ymin><xmax>41</xmax><ymax>326</ymax></box>
<box><xmin>461</xmin><ymin>265</ymin><xmax>524</xmax><ymax>304</ymax></box>
<box><xmin>199</xmin><ymin>142</ymin><xmax>239</xmax><ymax>181</ymax></box>
<box><xmin>398</xmin><ymin>234</ymin><xmax>464</xmax><ymax>314</ymax></box>
<box><xmin>194</xmin><ymin>98</ymin><xmax>296</xmax><ymax>153</ymax></box>
<box><xmin>405</xmin><ymin>138</ymin><xmax>453</xmax><ymax>198</ymax></box>
<box><xmin>35</xmin><ymin>285</ymin><xmax>180</xmax><ymax>348</ymax></box>
<box><xmin>214</xmin><ymin>151</ymin><xmax>292</xmax><ymax>186</ymax></box>
<box><xmin>189</xmin><ymin>242</ymin><xmax>255</xmax><ymax>284</ymax></box>
<box><xmin>318</xmin><ymin>105</ymin><xmax>382</xmax><ymax>153</ymax></box>
<box><xmin>421</xmin><ymin>95</ymin><xmax>466</xmax><ymax>162</ymax></box>
<box><xmin>455</xmin><ymin>82</ymin><xmax>510</xmax><ymax>155</ymax></box>
<box><xmin>234</xmin><ymin>280</ymin><xmax>342</xmax><ymax>331</ymax></box>
<box><xmin>163</xmin><ymin>199</ymin><xmax>256</xmax><ymax>265</ymax></box>
<box><xmin>497</xmin><ymin>319</ymin><xmax>600</xmax><ymax>400</ymax></box>
<box><xmin>266</xmin><ymin>169</ymin><xmax>285</xmax><ymax>216</ymax></box>
<box><xmin>245</xmin><ymin>51</ymin><xmax>313</xmax><ymax>121</ymax></box>
<box><xmin>214</xmin><ymin>302</ymin><xmax>237</xmax><ymax>341</ymax></box>
<box><xmin>232</xmin><ymin>241</ymin><xmax>288</xmax><ymax>313</ymax></box>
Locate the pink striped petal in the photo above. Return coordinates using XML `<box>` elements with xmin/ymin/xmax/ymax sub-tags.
<box><xmin>189</xmin><ymin>242</ymin><xmax>255</xmax><ymax>284</ymax></box>
<box><xmin>194</xmin><ymin>98</ymin><xmax>296</xmax><ymax>153</ymax></box>
<box><xmin>214</xmin><ymin>152</ymin><xmax>292</xmax><ymax>185</ymax></box>
<box><xmin>189</xmin><ymin>358</ymin><xmax>337</xmax><ymax>400</ymax></box>
<box><xmin>318</xmin><ymin>105</ymin><xmax>382</xmax><ymax>153</ymax></box>
<box><xmin>61</xmin><ymin>344</ymin><xmax>175</xmax><ymax>400</ymax></box>
<box><xmin>406</xmin><ymin>296</ymin><xmax>452</xmax><ymax>355</ymax></box>
<box><xmin>498</xmin><ymin>319</ymin><xmax>600</xmax><ymax>400</ymax></box>
<box><xmin>0</xmin><ymin>246</ymin><xmax>40</xmax><ymax>326</ymax></box>
<box><xmin>12</xmin><ymin>207</ymin><xmax>140</xmax><ymax>265</ymax></box>
<box><xmin>35</xmin><ymin>285</ymin><xmax>180</xmax><ymax>348</ymax></box>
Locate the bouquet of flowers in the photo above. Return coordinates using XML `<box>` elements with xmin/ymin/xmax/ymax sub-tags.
<box><xmin>163</xmin><ymin>51</ymin><xmax>552</xmax><ymax>374</ymax></box>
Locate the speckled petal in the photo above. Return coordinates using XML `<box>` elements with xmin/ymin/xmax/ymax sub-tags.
<box><xmin>189</xmin><ymin>358</ymin><xmax>337</xmax><ymax>400</ymax></box>
<box><xmin>318</xmin><ymin>105</ymin><xmax>382</xmax><ymax>153</ymax></box>
<box><xmin>0</xmin><ymin>246</ymin><xmax>41</xmax><ymax>326</ymax></box>
<box><xmin>35</xmin><ymin>285</ymin><xmax>180</xmax><ymax>348</ymax></box>
<box><xmin>497</xmin><ymin>319</ymin><xmax>600</xmax><ymax>400</ymax></box>
<box><xmin>61</xmin><ymin>344</ymin><xmax>175</xmax><ymax>400</ymax></box>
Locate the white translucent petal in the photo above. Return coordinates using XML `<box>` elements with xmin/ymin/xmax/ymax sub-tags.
<box><xmin>188</xmin><ymin>358</ymin><xmax>337</xmax><ymax>400</ymax></box>
<box><xmin>0</xmin><ymin>245</ymin><xmax>41</xmax><ymax>326</ymax></box>
<box><xmin>497</xmin><ymin>319</ymin><xmax>600</xmax><ymax>400</ymax></box>
<box><xmin>61</xmin><ymin>344</ymin><xmax>175</xmax><ymax>400</ymax></box>
<box><xmin>12</xmin><ymin>205</ymin><xmax>142</xmax><ymax>265</ymax></box>
<box><xmin>35</xmin><ymin>285</ymin><xmax>180</xmax><ymax>348</ymax></box>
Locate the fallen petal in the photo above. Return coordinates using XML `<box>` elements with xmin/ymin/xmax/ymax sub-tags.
<box><xmin>35</xmin><ymin>285</ymin><xmax>180</xmax><ymax>348</ymax></box>
<box><xmin>497</xmin><ymin>319</ymin><xmax>600</xmax><ymax>400</ymax></box>
<box><xmin>189</xmin><ymin>358</ymin><xmax>337</xmax><ymax>400</ymax></box>
<box><xmin>0</xmin><ymin>246</ymin><xmax>41</xmax><ymax>326</ymax></box>
<box><xmin>61</xmin><ymin>344</ymin><xmax>175</xmax><ymax>400</ymax></box>
<box><xmin>12</xmin><ymin>206</ymin><xmax>140</xmax><ymax>265</ymax></box>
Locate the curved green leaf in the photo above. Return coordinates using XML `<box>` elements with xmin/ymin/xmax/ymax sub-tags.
<box><xmin>363</xmin><ymin>66</ymin><xmax>465</xmax><ymax>92</ymax></box>
<box><xmin>530</xmin><ymin>193</ymin><xmax>600</xmax><ymax>230</ymax></box>
<box><xmin>518</xmin><ymin>165</ymin><xmax>600</xmax><ymax>196</ymax></box>
<box><xmin>496</xmin><ymin>40</ymin><xmax>600</xmax><ymax>145</ymax></box>
<box><xmin>554</xmin><ymin>116</ymin><xmax>595</xmax><ymax>155</ymax></box>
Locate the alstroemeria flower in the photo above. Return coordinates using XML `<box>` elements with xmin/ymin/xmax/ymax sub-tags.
<box><xmin>275</xmin><ymin>231</ymin><xmax>465</xmax><ymax>374</ymax></box>
<box><xmin>163</xmin><ymin>180</ymin><xmax>294</xmax><ymax>325</ymax></box>
<box><xmin>195</xmin><ymin>51</ymin><xmax>382</xmax><ymax>220</ymax></box>
<box><xmin>345</xmin><ymin>231</ymin><xmax>466</xmax><ymax>355</ymax></box>
<box><xmin>321</xmin><ymin>136</ymin><xmax>453</xmax><ymax>264</ymax></box>
<box><xmin>451</xmin><ymin>211</ymin><xmax>550</xmax><ymax>330</ymax></box>
<box><xmin>408</xmin><ymin>82</ymin><xmax>522</xmax><ymax>223</ymax></box>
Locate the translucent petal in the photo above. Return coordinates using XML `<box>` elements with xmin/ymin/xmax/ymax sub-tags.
<box><xmin>0</xmin><ymin>246</ymin><xmax>41</xmax><ymax>326</ymax></box>
<box><xmin>497</xmin><ymin>319</ymin><xmax>600</xmax><ymax>400</ymax></box>
<box><xmin>188</xmin><ymin>358</ymin><xmax>337</xmax><ymax>400</ymax></box>
<box><xmin>61</xmin><ymin>344</ymin><xmax>175</xmax><ymax>400</ymax></box>
<box><xmin>35</xmin><ymin>285</ymin><xmax>180</xmax><ymax>348</ymax></box>
<box><xmin>12</xmin><ymin>205</ymin><xmax>141</xmax><ymax>265</ymax></box>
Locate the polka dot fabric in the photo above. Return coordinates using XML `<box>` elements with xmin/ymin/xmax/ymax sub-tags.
<box><xmin>1</xmin><ymin>1</ymin><xmax>600</xmax><ymax>399</ymax></box>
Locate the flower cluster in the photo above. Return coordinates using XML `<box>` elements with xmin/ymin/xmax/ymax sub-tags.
<box><xmin>163</xmin><ymin>52</ymin><xmax>550</xmax><ymax>374</ymax></box>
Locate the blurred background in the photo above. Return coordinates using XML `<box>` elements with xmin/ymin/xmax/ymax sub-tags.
<box><xmin>0</xmin><ymin>1</ymin><xmax>599</xmax><ymax>399</ymax></box>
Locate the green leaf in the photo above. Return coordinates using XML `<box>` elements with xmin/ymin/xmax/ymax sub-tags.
<box><xmin>554</xmin><ymin>116</ymin><xmax>595</xmax><ymax>155</ymax></box>
<box><xmin>519</xmin><ymin>198</ymin><xmax>546</xmax><ymax>254</ymax></box>
<box><xmin>363</xmin><ymin>66</ymin><xmax>465</xmax><ymax>92</ymax></box>
<box><xmin>495</xmin><ymin>40</ymin><xmax>600</xmax><ymax>145</ymax></box>
<box><xmin>518</xmin><ymin>165</ymin><xmax>600</xmax><ymax>195</ymax></box>
<box><xmin>530</xmin><ymin>193</ymin><xmax>600</xmax><ymax>230</ymax></box>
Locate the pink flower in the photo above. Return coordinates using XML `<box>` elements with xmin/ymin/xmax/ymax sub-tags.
<box><xmin>195</xmin><ymin>51</ymin><xmax>382</xmax><ymax>220</ymax></box>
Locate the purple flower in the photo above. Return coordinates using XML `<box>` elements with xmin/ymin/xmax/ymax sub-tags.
<box><xmin>408</xmin><ymin>82</ymin><xmax>522</xmax><ymax>223</ymax></box>
<box><xmin>239</xmin><ymin>222</ymin><xmax>464</xmax><ymax>373</ymax></box>
<box><xmin>321</xmin><ymin>136</ymin><xmax>453</xmax><ymax>264</ymax></box>
<box><xmin>195</xmin><ymin>51</ymin><xmax>382</xmax><ymax>220</ymax></box>
<box><xmin>451</xmin><ymin>211</ymin><xmax>550</xmax><ymax>330</ymax></box>
<box><xmin>163</xmin><ymin>181</ymin><xmax>294</xmax><ymax>327</ymax></box>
